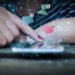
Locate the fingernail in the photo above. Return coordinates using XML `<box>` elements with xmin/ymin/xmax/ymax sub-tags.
<box><xmin>38</xmin><ymin>35</ymin><xmax>44</xmax><ymax>40</ymax></box>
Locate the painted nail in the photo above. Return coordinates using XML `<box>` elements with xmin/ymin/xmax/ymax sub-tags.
<box><xmin>38</xmin><ymin>35</ymin><xmax>44</xmax><ymax>40</ymax></box>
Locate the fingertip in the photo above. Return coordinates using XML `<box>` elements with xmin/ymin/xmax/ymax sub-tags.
<box><xmin>1</xmin><ymin>40</ymin><xmax>6</xmax><ymax>46</ymax></box>
<box><xmin>0</xmin><ymin>39</ymin><xmax>6</xmax><ymax>47</ymax></box>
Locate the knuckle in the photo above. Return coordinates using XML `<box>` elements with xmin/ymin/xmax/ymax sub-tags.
<box><xmin>0</xmin><ymin>40</ymin><xmax>6</xmax><ymax>46</ymax></box>
<box><xmin>7</xmin><ymin>36</ymin><xmax>14</xmax><ymax>43</ymax></box>
<box><xmin>13</xmin><ymin>30</ymin><xmax>20</xmax><ymax>37</ymax></box>
<box><xmin>5</xmin><ymin>31</ymin><xmax>14</xmax><ymax>43</ymax></box>
<box><xmin>2</xmin><ymin>41</ymin><xmax>6</xmax><ymax>46</ymax></box>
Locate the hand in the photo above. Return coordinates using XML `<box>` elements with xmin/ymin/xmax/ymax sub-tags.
<box><xmin>35</xmin><ymin>18</ymin><xmax>75</xmax><ymax>44</ymax></box>
<box><xmin>0</xmin><ymin>7</ymin><xmax>41</xmax><ymax>46</ymax></box>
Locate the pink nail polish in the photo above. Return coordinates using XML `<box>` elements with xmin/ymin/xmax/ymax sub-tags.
<box><xmin>38</xmin><ymin>35</ymin><xmax>44</xmax><ymax>40</ymax></box>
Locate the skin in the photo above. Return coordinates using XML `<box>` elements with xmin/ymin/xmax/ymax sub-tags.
<box><xmin>0</xmin><ymin>0</ymin><xmax>75</xmax><ymax>47</ymax></box>
<box><xmin>35</xmin><ymin>17</ymin><xmax>75</xmax><ymax>44</ymax></box>
<box><xmin>0</xmin><ymin>7</ymin><xmax>41</xmax><ymax>47</ymax></box>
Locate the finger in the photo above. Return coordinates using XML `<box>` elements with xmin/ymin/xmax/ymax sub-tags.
<box><xmin>10</xmin><ymin>15</ymin><xmax>42</xmax><ymax>41</ymax></box>
<box><xmin>18</xmin><ymin>24</ymin><xmax>40</xmax><ymax>41</ymax></box>
<box><xmin>0</xmin><ymin>23</ymin><xmax>14</xmax><ymax>43</ymax></box>
<box><xmin>6</xmin><ymin>20</ymin><xmax>20</xmax><ymax>37</ymax></box>
<box><xmin>0</xmin><ymin>33</ymin><xmax>6</xmax><ymax>46</ymax></box>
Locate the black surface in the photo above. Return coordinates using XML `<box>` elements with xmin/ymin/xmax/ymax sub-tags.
<box><xmin>0</xmin><ymin>44</ymin><xmax>75</xmax><ymax>75</ymax></box>
<box><xmin>0</xmin><ymin>58</ymin><xmax>75</xmax><ymax>75</ymax></box>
